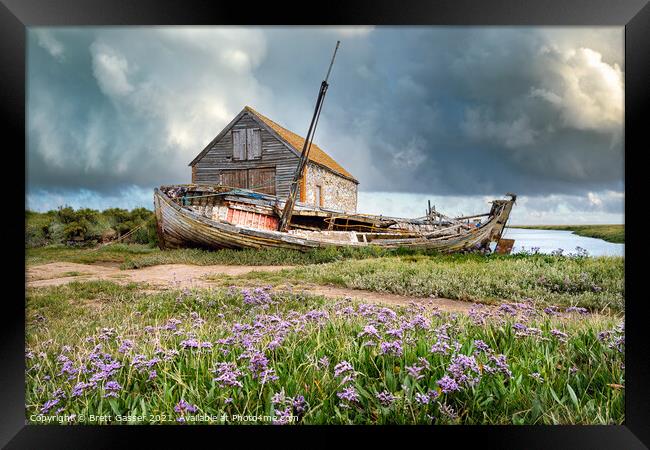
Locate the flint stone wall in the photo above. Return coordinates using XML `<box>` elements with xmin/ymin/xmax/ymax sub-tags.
<box><xmin>305</xmin><ymin>162</ymin><xmax>357</xmax><ymax>213</ymax></box>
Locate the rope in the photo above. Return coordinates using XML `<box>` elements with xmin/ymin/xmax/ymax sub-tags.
<box><xmin>96</xmin><ymin>221</ymin><xmax>148</xmax><ymax>248</ymax></box>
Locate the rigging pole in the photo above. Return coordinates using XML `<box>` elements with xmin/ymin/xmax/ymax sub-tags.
<box><xmin>278</xmin><ymin>41</ymin><xmax>340</xmax><ymax>232</ymax></box>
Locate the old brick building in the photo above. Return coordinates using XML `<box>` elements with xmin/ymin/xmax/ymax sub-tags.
<box><xmin>189</xmin><ymin>106</ymin><xmax>358</xmax><ymax>212</ymax></box>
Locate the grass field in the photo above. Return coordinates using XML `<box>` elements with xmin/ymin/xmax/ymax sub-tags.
<box><xmin>27</xmin><ymin>244</ymin><xmax>404</xmax><ymax>268</ymax></box>
<box><xmin>510</xmin><ymin>225</ymin><xmax>624</xmax><ymax>244</ymax></box>
<box><xmin>27</xmin><ymin>245</ymin><xmax>625</xmax><ymax>313</ymax></box>
<box><xmin>26</xmin><ymin>281</ymin><xmax>624</xmax><ymax>425</ymax></box>
<box><xmin>208</xmin><ymin>253</ymin><xmax>625</xmax><ymax>313</ymax></box>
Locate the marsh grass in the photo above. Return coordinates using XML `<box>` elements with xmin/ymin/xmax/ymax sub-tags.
<box><xmin>208</xmin><ymin>253</ymin><xmax>625</xmax><ymax>313</ymax></box>
<box><xmin>26</xmin><ymin>281</ymin><xmax>624</xmax><ymax>425</ymax></box>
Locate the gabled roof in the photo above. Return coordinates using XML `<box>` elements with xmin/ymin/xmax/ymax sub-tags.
<box><xmin>189</xmin><ymin>106</ymin><xmax>358</xmax><ymax>184</ymax></box>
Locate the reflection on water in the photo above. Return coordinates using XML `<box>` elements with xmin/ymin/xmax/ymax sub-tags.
<box><xmin>501</xmin><ymin>228</ymin><xmax>624</xmax><ymax>257</ymax></box>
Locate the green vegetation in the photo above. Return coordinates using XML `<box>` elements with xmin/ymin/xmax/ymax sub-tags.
<box><xmin>27</xmin><ymin>244</ymin><xmax>160</xmax><ymax>266</ymax></box>
<box><xmin>27</xmin><ymin>244</ymin><xmax>457</xmax><ymax>268</ymax></box>
<box><xmin>26</xmin><ymin>207</ymin><xmax>158</xmax><ymax>248</ymax></box>
<box><xmin>510</xmin><ymin>225</ymin><xmax>624</xmax><ymax>244</ymax></box>
<box><xmin>213</xmin><ymin>253</ymin><xmax>625</xmax><ymax>313</ymax></box>
<box><xmin>26</xmin><ymin>282</ymin><xmax>624</xmax><ymax>425</ymax></box>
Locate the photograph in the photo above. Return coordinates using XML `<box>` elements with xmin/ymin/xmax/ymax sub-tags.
<box><xmin>24</xmin><ymin>25</ymin><xmax>626</xmax><ymax>426</ymax></box>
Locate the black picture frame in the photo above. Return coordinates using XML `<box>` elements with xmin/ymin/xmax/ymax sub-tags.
<box><xmin>3</xmin><ymin>0</ymin><xmax>648</xmax><ymax>448</ymax></box>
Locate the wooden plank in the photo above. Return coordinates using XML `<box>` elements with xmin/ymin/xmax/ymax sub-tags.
<box><xmin>247</xmin><ymin>128</ymin><xmax>262</xmax><ymax>160</ymax></box>
<box><xmin>232</xmin><ymin>129</ymin><xmax>246</xmax><ymax>161</ymax></box>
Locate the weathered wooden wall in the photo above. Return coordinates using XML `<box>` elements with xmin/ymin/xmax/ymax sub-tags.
<box><xmin>191</xmin><ymin>110</ymin><xmax>358</xmax><ymax>211</ymax></box>
<box><xmin>192</xmin><ymin>112</ymin><xmax>301</xmax><ymax>198</ymax></box>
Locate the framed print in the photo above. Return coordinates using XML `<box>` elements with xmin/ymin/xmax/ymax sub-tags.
<box><xmin>3</xmin><ymin>0</ymin><xmax>649</xmax><ymax>447</ymax></box>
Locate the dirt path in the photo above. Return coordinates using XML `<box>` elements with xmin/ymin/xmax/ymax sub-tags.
<box><xmin>26</xmin><ymin>262</ymin><xmax>290</xmax><ymax>289</ymax></box>
<box><xmin>26</xmin><ymin>262</ymin><xmax>476</xmax><ymax>313</ymax></box>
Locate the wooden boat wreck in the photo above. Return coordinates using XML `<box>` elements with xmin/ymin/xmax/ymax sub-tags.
<box><xmin>153</xmin><ymin>184</ymin><xmax>516</xmax><ymax>252</ymax></box>
<box><xmin>153</xmin><ymin>41</ymin><xmax>517</xmax><ymax>253</ymax></box>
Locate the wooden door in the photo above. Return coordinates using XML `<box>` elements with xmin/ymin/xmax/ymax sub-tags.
<box><xmin>248</xmin><ymin>168</ymin><xmax>276</xmax><ymax>195</ymax></box>
<box><xmin>221</xmin><ymin>169</ymin><xmax>248</xmax><ymax>188</ymax></box>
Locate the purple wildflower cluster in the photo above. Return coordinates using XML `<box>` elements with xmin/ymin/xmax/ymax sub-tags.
<box><xmin>414</xmin><ymin>389</ymin><xmax>440</xmax><ymax>405</ymax></box>
<box><xmin>447</xmin><ymin>354</ymin><xmax>481</xmax><ymax>387</ymax></box>
<box><xmin>242</xmin><ymin>287</ymin><xmax>273</xmax><ymax>306</ymax></box>
<box><xmin>333</xmin><ymin>360</ymin><xmax>359</xmax><ymax>408</ymax></box>
<box><xmin>212</xmin><ymin>362</ymin><xmax>243</xmax><ymax>388</ymax></box>
<box><xmin>271</xmin><ymin>390</ymin><xmax>308</xmax><ymax>424</ymax></box>
<box><xmin>180</xmin><ymin>338</ymin><xmax>213</xmax><ymax>350</ymax></box>
<box><xmin>376</xmin><ymin>390</ymin><xmax>396</xmax><ymax>407</ymax></box>
<box><xmin>174</xmin><ymin>399</ymin><xmax>198</xmax><ymax>423</ymax></box>
<box><xmin>598</xmin><ymin>322</ymin><xmax>625</xmax><ymax>354</ymax></box>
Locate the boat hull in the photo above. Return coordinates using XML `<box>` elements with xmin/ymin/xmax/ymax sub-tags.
<box><xmin>154</xmin><ymin>187</ymin><xmax>515</xmax><ymax>253</ymax></box>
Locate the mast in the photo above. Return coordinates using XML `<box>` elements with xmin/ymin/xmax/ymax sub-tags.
<box><xmin>278</xmin><ymin>41</ymin><xmax>341</xmax><ymax>232</ymax></box>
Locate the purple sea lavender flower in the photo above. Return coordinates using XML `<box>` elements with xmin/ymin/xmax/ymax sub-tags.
<box><xmin>430</xmin><ymin>340</ymin><xmax>452</xmax><ymax>355</ymax></box>
<box><xmin>376</xmin><ymin>390</ymin><xmax>396</xmax><ymax>407</ymax></box>
<box><xmin>437</xmin><ymin>375</ymin><xmax>460</xmax><ymax>394</ymax></box>
<box><xmin>385</xmin><ymin>328</ymin><xmax>404</xmax><ymax>339</ymax></box>
<box><xmin>513</xmin><ymin>323</ymin><xmax>528</xmax><ymax>332</ymax></box>
<box><xmin>337</xmin><ymin>386</ymin><xmax>360</xmax><ymax>407</ymax></box>
<box><xmin>473</xmin><ymin>340</ymin><xmax>491</xmax><ymax>353</ymax></box>
<box><xmin>498</xmin><ymin>304</ymin><xmax>517</xmax><ymax>316</ymax></box>
<box><xmin>530</xmin><ymin>372</ymin><xmax>544</xmax><ymax>383</ymax></box>
<box><xmin>71</xmin><ymin>381</ymin><xmax>96</xmax><ymax>397</ymax></box>
<box><xmin>118</xmin><ymin>339</ymin><xmax>133</xmax><ymax>353</ymax></box>
<box><xmin>40</xmin><ymin>398</ymin><xmax>59</xmax><ymax>414</ymax></box>
<box><xmin>544</xmin><ymin>306</ymin><xmax>560</xmax><ymax>316</ymax></box>
<box><xmin>377</xmin><ymin>307</ymin><xmax>397</xmax><ymax>323</ymax></box>
<box><xmin>482</xmin><ymin>354</ymin><xmax>512</xmax><ymax>378</ymax></box>
<box><xmin>271</xmin><ymin>391</ymin><xmax>286</xmax><ymax>405</ymax></box>
<box><xmin>174</xmin><ymin>399</ymin><xmax>198</xmax><ymax>422</ymax></box>
<box><xmin>380</xmin><ymin>340</ymin><xmax>403</xmax><ymax>357</ymax></box>
<box><xmin>248</xmin><ymin>351</ymin><xmax>270</xmax><ymax>378</ymax></box>
<box><xmin>417</xmin><ymin>357</ymin><xmax>431</xmax><ymax>371</ymax></box>
<box><xmin>550</xmin><ymin>329</ymin><xmax>569</xmax><ymax>342</ymax></box>
<box><xmin>212</xmin><ymin>362</ymin><xmax>243</xmax><ymax>388</ymax></box>
<box><xmin>180</xmin><ymin>339</ymin><xmax>200</xmax><ymax>349</ymax></box>
<box><xmin>333</xmin><ymin>361</ymin><xmax>354</xmax><ymax>377</ymax></box>
<box><xmin>447</xmin><ymin>354</ymin><xmax>481</xmax><ymax>386</ymax></box>
<box><xmin>103</xmin><ymin>380</ymin><xmax>122</xmax><ymax>398</ymax></box>
<box><xmin>148</xmin><ymin>370</ymin><xmax>157</xmax><ymax>381</ymax></box>
<box><xmin>272</xmin><ymin>406</ymin><xmax>293</xmax><ymax>425</ymax></box>
<box><xmin>292</xmin><ymin>395</ymin><xmax>308</xmax><ymax>416</ymax></box>
<box><xmin>409</xmin><ymin>314</ymin><xmax>430</xmax><ymax>330</ymax></box>
<box><xmin>566</xmin><ymin>306</ymin><xmax>588</xmax><ymax>315</ymax></box>
<box><xmin>358</xmin><ymin>324</ymin><xmax>381</xmax><ymax>340</ymax></box>
<box><xmin>318</xmin><ymin>356</ymin><xmax>330</xmax><ymax>369</ymax></box>
<box><xmin>414</xmin><ymin>392</ymin><xmax>431</xmax><ymax>405</ymax></box>
<box><xmin>405</xmin><ymin>364</ymin><xmax>425</xmax><ymax>380</ymax></box>
<box><xmin>259</xmin><ymin>367</ymin><xmax>279</xmax><ymax>384</ymax></box>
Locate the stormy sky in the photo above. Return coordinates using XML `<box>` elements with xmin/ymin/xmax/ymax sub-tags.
<box><xmin>26</xmin><ymin>27</ymin><xmax>624</xmax><ymax>224</ymax></box>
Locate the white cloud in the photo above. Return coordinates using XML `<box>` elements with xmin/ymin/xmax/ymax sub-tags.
<box><xmin>90</xmin><ymin>42</ymin><xmax>134</xmax><ymax>97</ymax></box>
<box><xmin>34</xmin><ymin>29</ymin><xmax>64</xmax><ymax>61</ymax></box>
<box><xmin>531</xmin><ymin>46</ymin><xmax>623</xmax><ymax>133</ymax></box>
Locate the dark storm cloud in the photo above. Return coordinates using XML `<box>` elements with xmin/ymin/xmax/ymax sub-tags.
<box><xmin>27</xmin><ymin>26</ymin><xmax>623</xmax><ymax>214</ymax></box>
<box><xmin>255</xmin><ymin>27</ymin><xmax>623</xmax><ymax>196</ymax></box>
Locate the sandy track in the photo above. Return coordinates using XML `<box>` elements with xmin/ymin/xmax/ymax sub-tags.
<box><xmin>26</xmin><ymin>262</ymin><xmax>290</xmax><ymax>289</ymax></box>
<box><xmin>26</xmin><ymin>262</ymin><xmax>477</xmax><ymax>313</ymax></box>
